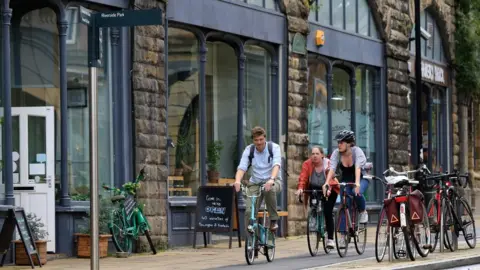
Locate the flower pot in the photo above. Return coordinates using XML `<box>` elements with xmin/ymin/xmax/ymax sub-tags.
<box><xmin>207</xmin><ymin>170</ymin><xmax>220</xmax><ymax>183</ymax></box>
<box><xmin>75</xmin><ymin>233</ymin><xmax>111</xmax><ymax>258</ymax></box>
<box><xmin>14</xmin><ymin>240</ymin><xmax>47</xmax><ymax>266</ymax></box>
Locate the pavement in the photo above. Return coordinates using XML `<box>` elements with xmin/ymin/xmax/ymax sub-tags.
<box><xmin>3</xmin><ymin>219</ymin><xmax>480</xmax><ymax>269</ymax></box>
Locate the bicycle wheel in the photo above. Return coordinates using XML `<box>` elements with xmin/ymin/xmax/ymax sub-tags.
<box><xmin>443</xmin><ymin>199</ymin><xmax>455</xmax><ymax>252</ymax></box>
<box><xmin>335</xmin><ymin>208</ymin><xmax>349</xmax><ymax>258</ymax></box>
<box><xmin>403</xmin><ymin>226</ymin><xmax>416</xmax><ymax>261</ymax></box>
<box><xmin>265</xmin><ymin>229</ymin><xmax>275</xmax><ymax>262</ymax></box>
<box><xmin>393</xmin><ymin>227</ymin><xmax>407</xmax><ymax>260</ymax></box>
<box><xmin>375</xmin><ymin>207</ymin><xmax>389</xmax><ymax>262</ymax></box>
<box><xmin>245</xmin><ymin>232</ymin><xmax>256</xmax><ymax>265</ymax></box>
<box><xmin>307</xmin><ymin>210</ymin><xmax>320</xmax><ymax>256</ymax></box>
<box><xmin>354</xmin><ymin>208</ymin><xmax>367</xmax><ymax>255</ymax></box>
<box><xmin>110</xmin><ymin>209</ymin><xmax>132</xmax><ymax>254</ymax></box>
<box><xmin>458</xmin><ymin>197</ymin><xmax>476</xmax><ymax>249</ymax></box>
<box><xmin>427</xmin><ymin>198</ymin><xmax>439</xmax><ymax>252</ymax></box>
<box><xmin>412</xmin><ymin>204</ymin><xmax>430</xmax><ymax>257</ymax></box>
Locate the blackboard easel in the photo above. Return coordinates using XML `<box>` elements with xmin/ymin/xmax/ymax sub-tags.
<box><xmin>0</xmin><ymin>207</ymin><xmax>40</xmax><ymax>269</ymax></box>
<box><xmin>193</xmin><ymin>185</ymin><xmax>241</xmax><ymax>249</ymax></box>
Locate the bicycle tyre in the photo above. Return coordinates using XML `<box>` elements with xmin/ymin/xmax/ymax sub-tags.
<box><xmin>412</xmin><ymin>204</ymin><xmax>430</xmax><ymax>258</ymax></box>
<box><xmin>403</xmin><ymin>226</ymin><xmax>416</xmax><ymax>261</ymax></box>
<box><xmin>427</xmin><ymin>198</ymin><xmax>439</xmax><ymax>252</ymax></box>
<box><xmin>354</xmin><ymin>208</ymin><xmax>367</xmax><ymax>255</ymax></box>
<box><xmin>245</xmin><ymin>232</ymin><xmax>256</xmax><ymax>265</ymax></box>
<box><xmin>335</xmin><ymin>208</ymin><xmax>349</xmax><ymax>258</ymax></box>
<box><xmin>144</xmin><ymin>230</ymin><xmax>157</xmax><ymax>255</ymax></box>
<box><xmin>443</xmin><ymin>198</ymin><xmax>455</xmax><ymax>252</ymax></box>
<box><xmin>458</xmin><ymin>197</ymin><xmax>476</xmax><ymax>249</ymax></box>
<box><xmin>375</xmin><ymin>207</ymin><xmax>388</xmax><ymax>262</ymax></box>
<box><xmin>321</xmin><ymin>213</ymin><xmax>332</xmax><ymax>254</ymax></box>
<box><xmin>110</xmin><ymin>209</ymin><xmax>132</xmax><ymax>254</ymax></box>
<box><xmin>307</xmin><ymin>210</ymin><xmax>320</xmax><ymax>256</ymax></box>
<box><xmin>265</xmin><ymin>229</ymin><xmax>275</xmax><ymax>262</ymax></box>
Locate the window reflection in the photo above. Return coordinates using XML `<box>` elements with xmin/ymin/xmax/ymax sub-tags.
<box><xmin>331</xmin><ymin>67</ymin><xmax>351</xmax><ymax>147</ymax></box>
<box><xmin>345</xmin><ymin>0</ymin><xmax>356</xmax><ymax>32</ymax></box>
<box><xmin>307</xmin><ymin>56</ymin><xmax>328</xmax><ymax>153</ymax></box>
<box><xmin>206</xmin><ymin>42</ymin><xmax>238</xmax><ymax>179</ymax></box>
<box><xmin>332</xmin><ymin>1</ymin><xmax>344</xmax><ymax>29</ymax></box>
<box><xmin>167</xmin><ymin>28</ymin><xmax>200</xmax><ymax>197</ymax></box>
<box><xmin>244</xmin><ymin>44</ymin><xmax>271</xmax><ymax>164</ymax></box>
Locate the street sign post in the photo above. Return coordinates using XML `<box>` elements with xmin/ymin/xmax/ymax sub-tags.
<box><xmin>84</xmin><ymin>8</ymin><xmax>162</xmax><ymax>270</ymax></box>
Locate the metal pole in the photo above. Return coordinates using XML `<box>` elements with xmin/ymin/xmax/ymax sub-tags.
<box><xmin>414</xmin><ymin>0</ymin><xmax>423</xmax><ymax>167</ymax></box>
<box><xmin>388</xmin><ymin>226</ymin><xmax>393</xmax><ymax>261</ymax></box>
<box><xmin>2</xmin><ymin>2</ymin><xmax>14</xmax><ymax>206</ymax></box>
<box><xmin>89</xmin><ymin>65</ymin><xmax>99</xmax><ymax>269</ymax></box>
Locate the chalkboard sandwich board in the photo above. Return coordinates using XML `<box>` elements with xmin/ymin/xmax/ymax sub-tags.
<box><xmin>193</xmin><ymin>186</ymin><xmax>240</xmax><ymax>249</ymax></box>
<box><xmin>0</xmin><ymin>208</ymin><xmax>41</xmax><ymax>269</ymax></box>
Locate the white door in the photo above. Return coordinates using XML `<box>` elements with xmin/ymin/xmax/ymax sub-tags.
<box><xmin>0</xmin><ymin>107</ymin><xmax>56</xmax><ymax>252</ymax></box>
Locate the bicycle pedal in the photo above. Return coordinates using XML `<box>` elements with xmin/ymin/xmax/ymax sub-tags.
<box><xmin>466</xmin><ymin>233</ymin><xmax>474</xmax><ymax>240</ymax></box>
<box><xmin>397</xmin><ymin>250</ymin><xmax>406</xmax><ymax>257</ymax></box>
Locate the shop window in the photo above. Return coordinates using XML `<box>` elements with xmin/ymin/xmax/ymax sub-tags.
<box><xmin>241</xmin><ymin>0</ymin><xmax>278</xmax><ymax>10</ymax></box>
<box><xmin>243</xmin><ymin>45</ymin><xmax>271</xmax><ymax>170</ymax></box>
<box><xmin>206</xmin><ymin>41</ymin><xmax>238</xmax><ymax>180</ymax></box>
<box><xmin>307</xmin><ymin>56</ymin><xmax>329</xmax><ymax>154</ymax></box>
<box><xmin>167</xmin><ymin>28</ymin><xmax>200</xmax><ymax>197</ymax></box>
<box><xmin>309</xmin><ymin>0</ymin><xmax>379</xmax><ymax>39</ymax></box>
<box><xmin>331</xmin><ymin>67</ymin><xmax>352</xmax><ymax>147</ymax></box>
<box><xmin>64</xmin><ymin>7</ymin><xmax>113</xmax><ymax>201</ymax></box>
<box><xmin>345</xmin><ymin>0</ymin><xmax>356</xmax><ymax>32</ymax></box>
<box><xmin>355</xmin><ymin>67</ymin><xmax>376</xmax><ymax>201</ymax></box>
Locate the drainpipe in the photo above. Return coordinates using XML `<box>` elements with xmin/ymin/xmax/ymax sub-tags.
<box><xmin>3</xmin><ymin>1</ymin><xmax>13</xmax><ymax>205</ymax></box>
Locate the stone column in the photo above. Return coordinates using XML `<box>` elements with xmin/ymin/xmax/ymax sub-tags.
<box><xmin>133</xmin><ymin>0</ymin><xmax>168</xmax><ymax>250</ymax></box>
<box><xmin>283</xmin><ymin>0</ymin><xmax>310</xmax><ymax>236</ymax></box>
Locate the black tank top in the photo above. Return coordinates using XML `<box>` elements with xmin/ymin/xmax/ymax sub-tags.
<box><xmin>339</xmin><ymin>162</ymin><xmax>356</xmax><ymax>183</ymax></box>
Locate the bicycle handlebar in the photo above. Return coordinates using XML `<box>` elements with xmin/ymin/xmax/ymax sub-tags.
<box><xmin>298</xmin><ymin>187</ymin><xmax>327</xmax><ymax>203</ymax></box>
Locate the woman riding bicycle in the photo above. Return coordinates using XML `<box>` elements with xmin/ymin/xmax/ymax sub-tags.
<box><xmin>326</xmin><ymin>130</ymin><xmax>369</xmax><ymax>224</ymax></box>
<box><xmin>296</xmin><ymin>146</ymin><xmax>339</xmax><ymax>249</ymax></box>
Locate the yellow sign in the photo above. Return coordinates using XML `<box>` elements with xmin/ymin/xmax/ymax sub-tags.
<box><xmin>315</xmin><ymin>30</ymin><xmax>325</xmax><ymax>46</ymax></box>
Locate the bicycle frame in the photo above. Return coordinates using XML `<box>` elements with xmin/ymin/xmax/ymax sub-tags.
<box><xmin>245</xmin><ymin>187</ymin><xmax>270</xmax><ymax>246</ymax></box>
<box><xmin>337</xmin><ymin>182</ymin><xmax>359</xmax><ymax>233</ymax></box>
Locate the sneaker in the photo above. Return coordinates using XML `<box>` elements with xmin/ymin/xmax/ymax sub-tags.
<box><xmin>359</xmin><ymin>211</ymin><xmax>368</xmax><ymax>224</ymax></box>
<box><xmin>270</xmin><ymin>220</ymin><xmax>278</xmax><ymax>231</ymax></box>
<box><xmin>326</xmin><ymin>239</ymin><xmax>335</xmax><ymax>249</ymax></box>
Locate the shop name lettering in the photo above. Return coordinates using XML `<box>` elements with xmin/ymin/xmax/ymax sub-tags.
<box><xmin>420</xmin><ymin>62</ymin><xmax>445</xmax><ymax>84</ymax></box>
<box><xmin>101</xmin><ymin>12</ymin><xmax>126</xmax><ymax>18</ymax></box>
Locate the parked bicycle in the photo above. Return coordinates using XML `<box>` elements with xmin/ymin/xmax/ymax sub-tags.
<box><xmin>102</xmin><ymin>166</ymin><xmax>157</xmax><ymax>255</ymax></box>
<box><xmin>242</xmin><ymin>184</ymin><xmax>275</xmax><ymax>265</ymax></box>
<box><xmin>368</xmin><ymin>166</ymin><xmax>429</xmax><ymax>262</ymax></box>
<box><xmin>329</xmin><ymin>182</ymin><xmax>367</xmax><ymax>258</ymax></box>
<box><xmin>379</xmin><ymin>166</ymin><xmax>431</xmax><ymax>261</ymax></box>
<box><xmin>425</xmin><ymin>170</ymin><xmax>476</xmax><ymax>252</ymax></box>
<box><xmin>299</xmin><ymin>188</ymin><xmax>334</xmax><ymax>256</ymax></box>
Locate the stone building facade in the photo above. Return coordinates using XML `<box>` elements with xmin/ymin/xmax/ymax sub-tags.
<box><xmin>285</xmin><ymin>0</ymin><xmax>460</xmax><ymax>235</ymax></box>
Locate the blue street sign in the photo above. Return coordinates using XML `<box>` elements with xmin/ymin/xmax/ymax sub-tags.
<box><xmin>95</xmin><ymin>9</ymin><xmax>162</xmax><ymax>27</ymax></box>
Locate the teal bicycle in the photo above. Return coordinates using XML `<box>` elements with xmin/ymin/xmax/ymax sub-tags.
<box><xmin>242</xmin><ymin>184</ymin><xmax>276</xmax><ymax>265</ymax></box>
<box><xmin>102</xmin><ymin>166</ymin><xmax>156</xmax><ymax>255</ymax></box>
<box><xmin>299</xmin><ymin>188</ymin><xmax>334</xmax><ymax>256</ymax></box>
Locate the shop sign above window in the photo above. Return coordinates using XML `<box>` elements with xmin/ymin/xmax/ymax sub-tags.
<box><xmin>408</xmin><ymin>58</ymin><xmax>448</xmax><ymax>87</ymax></box>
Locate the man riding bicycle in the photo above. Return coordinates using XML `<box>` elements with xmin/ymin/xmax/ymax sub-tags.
<box><xmin>234</xmin><ymin>126</ymin><xmax>282</xmax><ymax>231</ymax></box>
<box><xmin>325</xmin><ymin>130</ymin><xmax>370</xmax><ymax>224</ymax></box>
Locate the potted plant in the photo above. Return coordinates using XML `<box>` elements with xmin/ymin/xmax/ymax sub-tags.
<box><xmin>75</xmin><ymin>198</ymin><xmax>112</xmax><ymax>258</ymax></box>
<box><xmin>207</xmin><ymin>140</ymin><xmax>223</xmax><ymax>183</ymax></box>
<box><xmin>14</xmin><ymin>213</ymin><xmax>48</xmax><ymax>266</ymax></box>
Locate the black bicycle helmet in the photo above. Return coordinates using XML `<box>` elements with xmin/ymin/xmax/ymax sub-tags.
<box><xmin>335</xmin><ymin>130</ymin><xmax>355</xmax><ymax>143</ymax></box>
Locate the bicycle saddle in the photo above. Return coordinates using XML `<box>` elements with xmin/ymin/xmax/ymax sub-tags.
<box><xmin>385</xmin><ymin>175</ymin><xmax>410</xmax><ymax>186</ymax></box>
